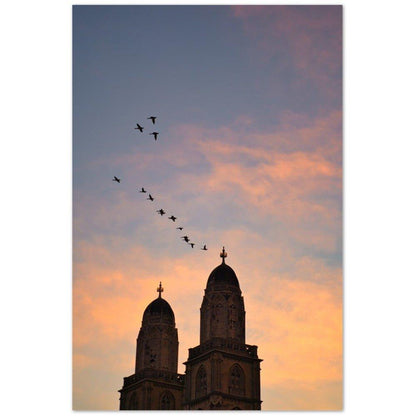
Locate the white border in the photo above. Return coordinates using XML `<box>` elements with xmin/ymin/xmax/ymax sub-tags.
<box><xmin>2</xmin><ymin>1</ymin><xmax>416</xmax><ymax>415</ymax></box>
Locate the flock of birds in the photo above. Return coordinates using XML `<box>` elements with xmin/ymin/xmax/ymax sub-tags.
<box><xmin>112</xmin><ymin>115</ymin><xmax>208</xmax><ymax>251</ymax></box>
<box><xmin>134</xmin><ymin>116</ymin><xmax>158</xmax><ymax>140</ymax></box>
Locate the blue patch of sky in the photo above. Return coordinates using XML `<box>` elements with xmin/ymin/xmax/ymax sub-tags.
<box><xmin>73</xmin><ymin>5</ymin><xmax>339</xmax><ymax>177</ymax></box>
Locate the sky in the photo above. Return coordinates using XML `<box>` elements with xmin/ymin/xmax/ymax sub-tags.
<box><xmin>73</xmin><ymin>5</ymin><xmax>342</xmax><ymax>411</ymax></box>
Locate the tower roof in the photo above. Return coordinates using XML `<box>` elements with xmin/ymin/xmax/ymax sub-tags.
<box><xmin>207</xmin><ymin>263</ymin><xmax>240</xmax><ymax>288</ymax></box>
<box><xmin>142</xmin><ymin>282</ymin><xmax>175</xmax><ymax>324</ymax></box>
<box><xmin>206</xmin><ymin>247</ymin><xmax>240</xmax><ymax>289</ymax></box>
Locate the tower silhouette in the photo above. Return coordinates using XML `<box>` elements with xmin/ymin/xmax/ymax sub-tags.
<box><xmin>119</xmin><ymin>249</ymin><xmax>262</xmax><ymax>410</ymax></box>
<box><xmin>118</xmin><ymin>283</ymin><xmax>184</xmax><ymax>410</ymax></box>
<box><xmin>183</xmin><ymin>248</ymin><xmax>262</xmax><ymax>409</ymax></box>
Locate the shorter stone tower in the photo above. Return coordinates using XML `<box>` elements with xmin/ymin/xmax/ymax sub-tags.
<box><xmin>118</xmin><ymin>283</ymin><xmax>184</xmax><ymax>410</ymax></box>
<box><xmin>183</xmin><ymin>248</ymin><xmax>262</xmax><ymax>410</ymax></box>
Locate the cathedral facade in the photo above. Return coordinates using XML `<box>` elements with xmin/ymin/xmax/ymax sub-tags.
<box><xmin>118</xmin><ymin>248</ymin><xmax>262</xmax><ymax>410</ymax></box>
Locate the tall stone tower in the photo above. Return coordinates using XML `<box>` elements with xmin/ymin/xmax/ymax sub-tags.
<box><xmin>118</xmin><ymin>283</ymin><xmax>184</xmax><ymax>410</ymax></box>
<box><xmin>183</xmin><ymin>248</ymin><xmax>262</xmax><ymax>410</ymax></box>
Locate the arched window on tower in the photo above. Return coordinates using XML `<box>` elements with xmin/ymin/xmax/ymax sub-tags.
<box><xmin>160</xmin><ymin>390</ymin><xmax>175</xmax><ymax>410</ymax></box>
<box><xmin>195</xmin><ymin>365</ymin><xmax>207</xmax><ymax>398</ymax></box>
<box><xmin>229</xmin><ymin>364</ymin><xmax>245</xmax><ymax>396</ymax></box>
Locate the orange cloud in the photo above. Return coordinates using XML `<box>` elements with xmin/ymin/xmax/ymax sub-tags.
<box><xmin>167</xmin><ymin>113</ymin><xmax>342</xmax><ymax>255</ymax></box>
<box><xmin>254</xmin><ymin>278</ymin><xmax>342</xmax><ymax>382</ymax></box>
<box><xmin>73</xmin><ymin>109</ymin><xmax>342</xmax><ymax>410</ymax></box>
<box><xmin>73</xmin><ymin>226</ymin><xmax>342</xmax><ymax>409</ymax></box>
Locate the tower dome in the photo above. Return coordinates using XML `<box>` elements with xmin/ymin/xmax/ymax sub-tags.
<box><xmin>206</xmin><ymin>247</ymin><xmax>240</xmax><ymax>289</ymax></box>
<box><xmin>200</xmin><ymin>248</ymin><xmax>246</xmax><ymax>344</ymax></box>
<box><xmin>143</xmin><ymin>297</ymin><xmax>175</xmax><ymax>322</ymax></box>
<box><xmin>141</xmin><ymin>282</ymin><xmax>175</xmax><ymax>325</ymax></box>
<box><xmin>135</xmin><ymin>282</ymin><xmax>179</xmax><ymax>374</ymax></box>
<box><xmin>207</xmin><ymin>263</ymin><xmax>240</xmax><ymax>288</ymax></box>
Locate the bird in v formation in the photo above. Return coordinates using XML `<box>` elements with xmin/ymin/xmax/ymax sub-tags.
<box><xmin>114</xmin><ymin>183</ymin><xmax>209</xmax><ymax>251</ymax></box>
<box><xmin>114</xmin><ymin>114</ymin><xmax>208</xmax><ymax>252</ymax></box>
<box><xmin>134</xmin><ymin>116</ymin><xmax>159</xmax><ymax>141</ymax></box>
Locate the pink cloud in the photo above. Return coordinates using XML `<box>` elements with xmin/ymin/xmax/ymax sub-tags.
<box><xmin>73</xmin><ymin>108</ymin><xmax>342</xmax><ymax>409</ymax></box>
<box><xmin>83</xmin><ymin>110</ymin><xmax>341</xmax><ymax>256</ymax></box>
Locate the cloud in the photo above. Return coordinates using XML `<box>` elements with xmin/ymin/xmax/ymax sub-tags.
<box><xmin>262</xmin><ymin>380</ymin><xmax>343</xmax><ymax>410</ymax></box>
<box><xmin>231</xmin><ymin>5</ymin><xmax>342</xmax><ymax>102</ymax></box>
<box><xmin>170</xmin><ymin>112</ymin><xmax>342</xmax><ymax>257</ymax></box>
<box><xmin>73</xmin><ymin>109</ymin><xmax>342</xmax><ymax>410</ymax></box>
<box><xmin>252</xmin><ymin>278</ymin><xmax>342</xmax><ymax>383</ymax></box>
<box><xmin>73</xmin><ymin>229</ymin><xmax>342</xmax><ymax>409</ymax></box>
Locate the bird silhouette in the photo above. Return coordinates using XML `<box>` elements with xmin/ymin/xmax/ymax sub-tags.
<box><xmin>134</xmin><ymin>123</ymin><xmax>144</xmax><ymax>132</ymax></box>
<box><xmin>157</xmin><ymin>209</ymin><xmax>166</xmax><ymax>216</ymax></box>
<box><xmin>150</xmin><ymin>132</ymin><xmax>159</xmax><ymax>140</ymax></box>
<box><xmin>168</xmin><ymin>215</ymin><xmax>177</xmax><ymax>222</ymax></box>
<box><xmin>189</xmin><ymin>243</ymin><xmax>195</xmax><ymax>248</ymax></box>
<box><xmin>147</xmin><ymin>194</ymin><xmax>154</xmax><ymax>201</ymax></box>
<box><xmin>201</xmin><ymin>245</ymin><xmax>208</xmax><ymax>251</ymax></box>
<box><xmin>139</xmin><ymin>187</ymin><xmax>146</xmax><ymax>193</ymax></box>
<box><xmin>148</xmin><ymin>116</ymin><xmax>157</xmax><ymax>124</ymax></box>
<box><xmin>176</xmin><ymin>227</ymin><xmax>183</xmax><ymax>230</ymax></box>
<box><xmin>181</xmin><ymin>236</ymin><xmax>190</xmax><ymax>243</ymax></box>
<box><xmin>113</xmin><ymin>176</ymin><xmax>121</xmax><ymax>183</ymax></box>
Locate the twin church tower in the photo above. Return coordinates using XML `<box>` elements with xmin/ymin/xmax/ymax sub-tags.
<box><xmin>118</xmin><ymin>248</ymin><xmax>262</xmax><ymax>410</ymax></box>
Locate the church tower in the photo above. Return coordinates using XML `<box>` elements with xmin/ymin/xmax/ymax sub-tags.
<box><xmin>183</xmin><ymin>248</ymin><xmax>262</xmax><ymax>410</ymax></box>
<box><xmin>118</xmin><ymin>283</ymin><xmax>184</xmax><ymax>410</ymax></box>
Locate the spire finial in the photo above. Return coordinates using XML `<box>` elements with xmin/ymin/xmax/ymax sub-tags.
<box><xmin>157</xmin><ymin>281</ymin><xmax>164</xmax><ymax>298</ymax></box>
<box><xmin>220</xmin><ymin>246</ymin><xmax>227</xmax><ymax>264</ymax></box>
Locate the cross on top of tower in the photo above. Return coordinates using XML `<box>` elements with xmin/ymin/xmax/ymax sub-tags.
<box><xmin>220</xmin><ymin>246</ymin><xmax>227</xmax><ymax>263</ymax></box>
<box><xmin>157</xmin><ymin>281</ymin><xmax>164</xmax><ymax>298</ymax></box>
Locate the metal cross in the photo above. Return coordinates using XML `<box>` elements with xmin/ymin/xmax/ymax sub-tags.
<box><xmin>157</xmin><ymin>281</ymin><xmax>164</xmax><ymax>298</ymax></box>
<box><xmin>220</xmin><ymin>246</ymin><xmax>227</xmax><ymax>263</ymax></box>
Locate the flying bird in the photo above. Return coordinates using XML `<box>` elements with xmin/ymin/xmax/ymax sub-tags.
<box><xmin>181</xmin><ymin>236</ymin><xmax>190</xmax><ymax>243</ymax></box>
<box><xmin>189</xmin><ymin>243</ymin><xmax>195</xmax><ymax>248</ymax></box>
<box><xmin>168</xmin><ymin>215</ymin><xmax>177</xmax><ymax>222</ymax></box>
<box><xmin>201</xmin><ymin>245</ymin><xmax>208</xmax><ymax>251</ymax></box>
<box><xmin>134</xmin><ymin>123</ymin><xmax>144</xmax><ymax>132</ymax></box>
<box><xmin>148</xmin><ymin>116</ymin><xmax>157</xmax><ymax>124</ymax></box>
<box><xmin>176</xmin><ymin>227</ymin><xmax>183</xmax><ymax>230</ymax></box>
<box><xmin>147</xmin><ymin>194</ymin><xmax>154</xmax><ymax>201</ymax></box>
<box><xmin>112</xmin><ymin>176</ymin><xmax>121</xmax><ymax>183</ymax></box>
<box><xmin>139</xmin><ymin>187</ymin><xmax>146</xmax><ymax>193</ymax></box>
<box><xmin>157</xmin><ymin>209</ymin><xmax>166</xmax><ymax>216</ymax></box>
<box><xmin>150</xmin><ymin>132</ymin><xmax>159</xmax><ymax>140</ymax></box>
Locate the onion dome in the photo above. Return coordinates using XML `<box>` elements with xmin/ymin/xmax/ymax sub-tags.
<box><xmin>142</xmin><ymin>282</ymin><xmax>175</xmax><ymax>324</ymax></box>
<box><xmin>206</xmin><ymin>247</ymin><xmax>240</xmax><ymax>289</ymax></box>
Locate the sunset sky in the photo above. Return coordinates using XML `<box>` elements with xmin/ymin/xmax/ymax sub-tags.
<box><xmin>73</xmin><ymin>5</ymin><xmax>342</xmax><ymax>410</ymax></box>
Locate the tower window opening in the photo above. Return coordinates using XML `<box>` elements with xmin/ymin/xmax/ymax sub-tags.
<box><xmin>229</xmin><ymin>364</ymin><xmax>245</xmax><ymax>396</ymax></box>
<box><xmin>160</xmin><ymin>391</ymin><xmax>175</xmax><ymax>410</ymax></box>
<box><xmin>195</xmin><ymin>365</ymin><xmax>207</xmax><ymax>398</ymax></box>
